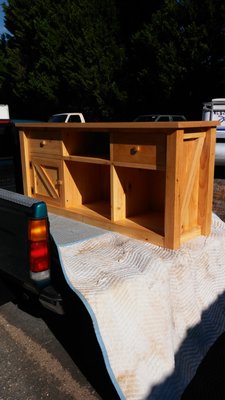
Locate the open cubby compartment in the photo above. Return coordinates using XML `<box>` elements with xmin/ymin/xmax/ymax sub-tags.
<box><xmin>63</xmin><ymin>160</ymin><xmax>111</xmax><ymax>220</ymax></box>
<box><xmin>62</xmin><ymin>130</ymin><xmax>110</xmax><ymax>160</ymax></box>
<box><xmin>112</xmin><ymin>166</ymin><xmax>165</xmax><ymax>235</ymax></box>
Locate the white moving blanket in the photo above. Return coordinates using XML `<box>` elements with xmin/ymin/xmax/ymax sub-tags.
<box><xmin>50</xmin><ymin>213</ymin><xmax>225</xmax><ymax>400</ymax></box>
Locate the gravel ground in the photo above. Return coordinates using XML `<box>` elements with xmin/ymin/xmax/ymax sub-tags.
<box><xmin>213</xmin><ymin>179</ymin><xmax>225</xmax><ymax>222</ymax></box>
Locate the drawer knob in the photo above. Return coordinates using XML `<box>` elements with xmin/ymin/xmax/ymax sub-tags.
<box><xmin>40</xmin><ymin>140</ymin><xmax>46</xmax><ymax>147</ymax></box>
<box><xmin>130</xmin><ymin>146</ymin><xmax>140</xmax><ymax>155</ymax></box>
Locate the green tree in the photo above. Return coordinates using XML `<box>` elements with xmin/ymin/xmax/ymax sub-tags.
<box><xmin>127</xmin><ymin>0</ymin><xmax>225</xmax><ymax>117</ymax></box>
<box><xmin>1</xmin><ymin>0</ymin><xmax>225</xmax><ymax>120</ymax></box>
<box><xmin>177</xmin><ymin>0</ymin><xmax>225</xmax><ymax>107</ymax></box>
<box><xmin>2</xmin><ymin>0</ymin><xmax>126</xmax><ymax>120</ymax></box>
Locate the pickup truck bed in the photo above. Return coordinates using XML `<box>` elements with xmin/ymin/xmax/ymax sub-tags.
<box><xmin>1</xmin><ymin>188</ymin><xmax>225</xmax><ymax>400</ymax></box>
<box><xmin>0</xmin><ymin>189</ymin><xmax>64</xmax><ymax>314</ymax></box>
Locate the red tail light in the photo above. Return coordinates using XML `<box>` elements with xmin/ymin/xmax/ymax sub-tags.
<box><xmin>28</xmin><ymin>219</ymin><xmax>50</xmax><ymax>273</ymax></box>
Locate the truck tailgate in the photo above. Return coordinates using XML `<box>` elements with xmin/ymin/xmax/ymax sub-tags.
<box><xmin>0</xmin><ymin>189</ymin><xmax>47</xmax><ymax>283</ymax></box>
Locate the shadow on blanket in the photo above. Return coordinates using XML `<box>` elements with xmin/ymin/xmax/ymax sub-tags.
<box><xmin>148</xmin><ymin>289</ymin><xmax>225</xmax><ymax>400</ymax></box>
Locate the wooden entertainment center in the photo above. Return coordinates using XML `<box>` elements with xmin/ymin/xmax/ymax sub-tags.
<box><xmin>18</xmin><ymin>121</ymin><xmax>217</xmax><ymax>249</ymax></box>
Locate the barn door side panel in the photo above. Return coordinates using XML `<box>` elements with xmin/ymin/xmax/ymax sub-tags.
<box><xmin>30</xmin><ymin>158</ymin><xmax>64</xmax><ymax>206</ymax></box>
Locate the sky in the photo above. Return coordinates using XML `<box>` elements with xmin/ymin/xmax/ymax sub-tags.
<box><xmin>0</xmin><ymin>4</ymin><xmax>6</xmax><ymax>34</ymax></box>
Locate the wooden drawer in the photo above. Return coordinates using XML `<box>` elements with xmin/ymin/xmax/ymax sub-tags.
<box><xmin>112</xmin><ymin>133</ymin><xmax>166</xmax><ymax>169</ymax></box>
<box><xmin>29</xmin><ymin>137</ymin><xmax>61</xmax><ymax>156</ymax></box>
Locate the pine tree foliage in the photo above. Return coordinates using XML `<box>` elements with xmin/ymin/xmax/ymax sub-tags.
<box><xmin>1</xmin><ymin>0</ymin><xmax>225</xmax><ymax>119</ymax></box>
<box><xmin>129</xmin><ymin>0</ymin><xmax>225</xmax><ymax>116</ymax></box>
<box><xmin>2</xmin><ymin>0</ymin><xmax>126</xmax><ymax>119</ymax></box>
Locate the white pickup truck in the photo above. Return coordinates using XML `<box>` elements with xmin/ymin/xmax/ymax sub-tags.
<box><xmin>48</xmin><ymin>112</ymin><xmax>85</xmax><ymax>123</ymax></box>
<box><xmin>202</xmin><ymin>98</ymin><xmax>225</xmax><ymax>166</ymax></box>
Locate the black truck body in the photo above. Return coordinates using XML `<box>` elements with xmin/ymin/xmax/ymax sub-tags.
<box><xmin>0</xmin><ymin>187</ymin><xmax>64</xmax><ymax>314</ymax></box>
<box><xmin>0</xmin><ymin>119</ymin><xmax>64</xmax><ymax>314</ymax></box>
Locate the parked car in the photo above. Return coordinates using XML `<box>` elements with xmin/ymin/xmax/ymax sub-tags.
<box><xmin>48</xmin><ymin>113</ymin><xmax>85</xmax><ymax>123</ymax></box>
<box><xmin>134</xmin><ymin>114</ymin><xmax>187</xmax><ymax>122</ymax></box>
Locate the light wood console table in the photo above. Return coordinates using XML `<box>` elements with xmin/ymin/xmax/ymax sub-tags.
<box><xmin>17</xmin><ymin>121</ymin><xmax>218</xmax><ymax>249</ymax></box>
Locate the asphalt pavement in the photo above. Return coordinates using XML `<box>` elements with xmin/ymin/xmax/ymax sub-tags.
<box><xmin>0</xmin><ymin>283</ymin><xmax>100</xmax><ymax>399</ymax></box>
<box><xmin>0</xmin><ymin>279</ymin><xmax>119</xmax><ymax>400</ymax></box>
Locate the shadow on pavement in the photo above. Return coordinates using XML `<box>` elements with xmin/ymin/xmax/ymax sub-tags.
<box><xmin>20</xmin><ymin>288</ymin><xmax>120</xmax><ymax>400</ymax></box>
<box><xmin>0</xmin><ymin>278</ymin><xmax>16</xmax><ymax>306</ymax></box>
<box><xmin>43</xmin><ymin>292</ymin><xmax>120</xmax><ymax>400</ymax></box>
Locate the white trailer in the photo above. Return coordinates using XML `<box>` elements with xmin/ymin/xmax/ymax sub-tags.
<box><xmin>202</xmin><ymin>98</ymin><xmax>225</xmax><ymax>166</ymax></box>
<box><xmin>0</xmin><ymin>104</ymin><xmax>9</xmax><ymax>119</ymax></box>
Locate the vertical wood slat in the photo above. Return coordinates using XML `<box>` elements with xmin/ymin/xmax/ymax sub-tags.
<box><xmin>164</xmin><ymin>130</ymin><xmax>183</xmax><ymax>249</ymax></box>
<box><xmin>19</xmin><ymin>131</ymin><xmax>32</xmax><ymax>196</ymax></box>
<box><xmin>111</xmin><ymin>165</ymin><xmax>126</xmax><ymax>222</ymax></box>
<box><xmin>198</xmin><ymin>127</ymin><xmax>216</xmax><ymax>235</ymax></box>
